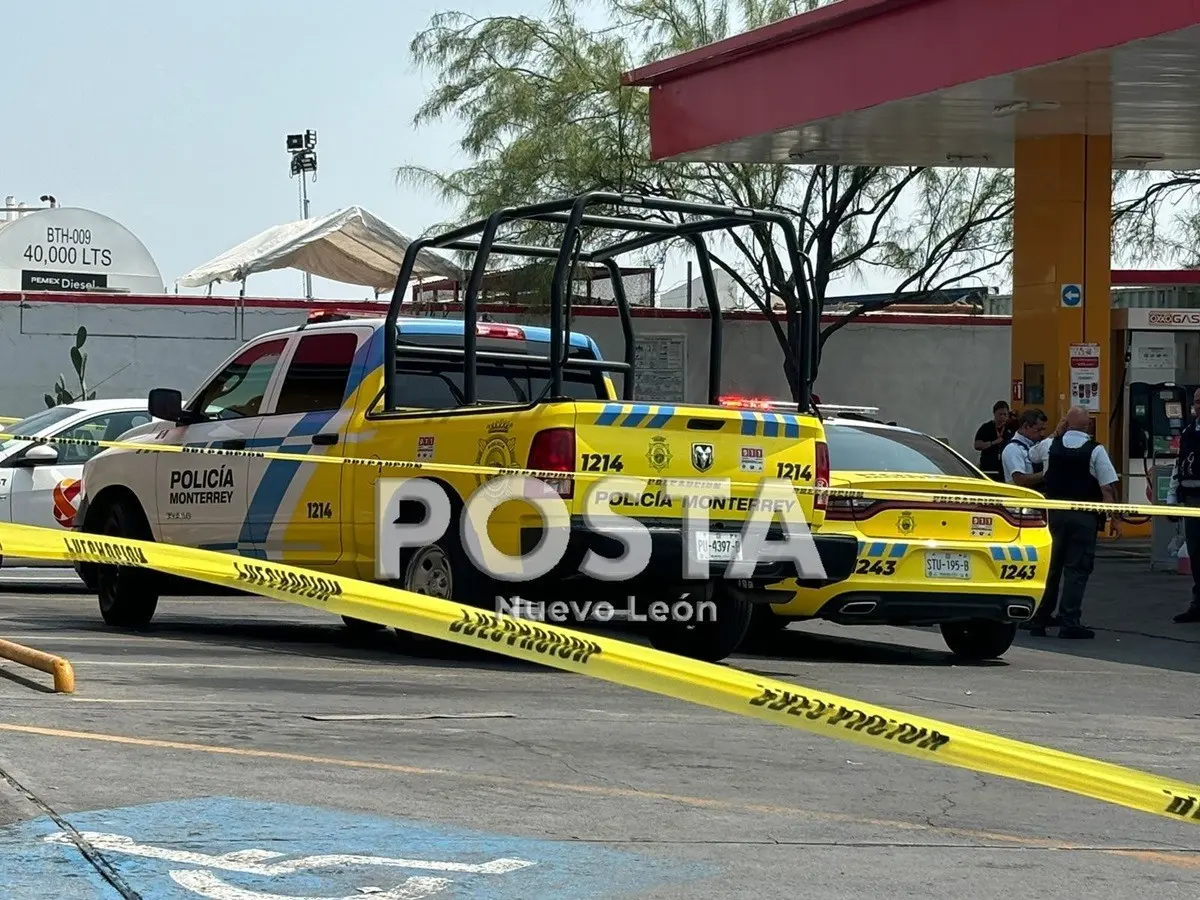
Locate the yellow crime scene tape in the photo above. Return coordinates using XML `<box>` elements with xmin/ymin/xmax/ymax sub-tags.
<box><xmin>0</xmin><ymin>416</ymin><xmax>20</xmax><ymax>424</ymax></box>
<box><xmin>0</xmin><ymin>429</ymin><xmax>1196</xmax><ymax>519</ymax></box>
<box><xmin>1</xmin><ymin>520</ymin><xmax>1198</xmax><ymax>826</ymax></box>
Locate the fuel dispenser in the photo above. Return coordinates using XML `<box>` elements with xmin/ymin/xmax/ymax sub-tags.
<box><xmin>1111</xmin><ymin>308</ymin><xmax>1200</xmax><ymax>564</ymax></box>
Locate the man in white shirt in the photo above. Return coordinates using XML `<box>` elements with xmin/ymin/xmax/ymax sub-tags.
<box><xmin>1001</xmin><ymin>408</ymin><xmax>1048</xmax><ymax>488</ymax></box>
<box><xmin>1025</xmin><ymin>407</ymin><xmax>1120</xmax><ymax>638</ymax></box>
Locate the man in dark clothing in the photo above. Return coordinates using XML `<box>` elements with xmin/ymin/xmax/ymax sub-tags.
<box><xmin>1027</xmin><ymin>406</ymin><xmax>1120</xmax><ymax>639</ymax></box>
<box><xmin>974</xmin><ymin>401</ymin><xmax>1014</xmax><ymax>480</ymax></box>
<box><xmin>1166</xmin><ymin>387</ymin><xmax>1200</xmax><ymax>623</ymax></box>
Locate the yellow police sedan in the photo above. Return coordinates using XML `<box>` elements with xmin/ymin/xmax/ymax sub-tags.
<box><xmin>749</xmin><ymin>417</ymin><xmax>1052</xmax><ymax>660</ymax></box>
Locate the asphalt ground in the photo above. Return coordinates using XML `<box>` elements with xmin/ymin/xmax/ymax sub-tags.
<box><xmin>0</xmin><ymin>556</ymin><xmax>1198</xmax><ymax>899</ymax></box>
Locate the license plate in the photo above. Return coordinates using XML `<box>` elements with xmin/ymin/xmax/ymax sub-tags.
<box><xmin>695</xmin><ymin>532</ymin><xmax>742</xmax><ymax>562</ymax></box>
<box><xmin>925</xmin><ymin>551</ymin><xmax>971</xmax><ymax>580</ymax></box>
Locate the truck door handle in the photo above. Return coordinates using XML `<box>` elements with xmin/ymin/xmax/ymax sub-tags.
<box><xmin>221</xmin><ymin>439</ymin><xmax>247</xmax><ymax>451</ymax></box>
<box><xmin>312</xmin><ymin>433</ymin><xmax>338</xmax><ymax>446</ymax></box>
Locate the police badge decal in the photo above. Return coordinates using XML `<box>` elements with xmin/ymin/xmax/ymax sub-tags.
<box><xmin>476</xmin><ymin>420</ymin><xmax>518</xmax><ymax>495</ymax></box>
<box><xmin>646</xmin><ymin>435</ymin><xmax>672</xmax><ymax>472</ymax></box>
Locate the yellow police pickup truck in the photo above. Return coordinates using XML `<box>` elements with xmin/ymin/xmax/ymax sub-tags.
<box><xmin>73</xmin><ymin>193</ymin><xmax>859</xmax><ymax>662</ymax></box>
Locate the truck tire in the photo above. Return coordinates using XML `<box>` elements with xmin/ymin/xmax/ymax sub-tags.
<box><xmin>94</xmin><ymin>499</ymin><xmax>159</xmax><ymax>628</ymax></box>
<box><xmin>646</xmin><ymin>587</ymin><xmax>754</xmax><ymax>663</ymax></box>
<box><xmin>940</xmin><ymin>619</ymin><xmax>1017</xmax><ymax>660</ymax></box>
<box><xmin>740</xmin><ymin>603</ymin><xmax>790</xmax><ymax>649</ymax></box>
<box><xmin>392</xmin><ymin>531</ymin><xmax>492</xmax><ymax>654</ymax></box>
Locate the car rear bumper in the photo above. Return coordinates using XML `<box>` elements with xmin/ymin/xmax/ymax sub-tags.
<box><xmin>806</xmin><ymin>591</ymin><xmax>1036</xmax><ymax>626</ymax></box>
<box><xmin>518</xmin><ymin>517</ymin><xmax>858</xmax><ymax>590</ymax></box>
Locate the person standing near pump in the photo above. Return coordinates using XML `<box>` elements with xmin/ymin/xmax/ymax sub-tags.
<box><xmin>975</xmin><ymin>401</ymin><xmax>1015</xmax><ymax>480</ymax></box>
<box><xmin>1026</xmin><ymin>406</ymin><xmax>1121</xmax><ymax>639</ymax></box>
<box><xmin>1165</xmin><ymin>387</ymin><xmax>1200</xmax><ymax>624</ymax></box>
<box><xmin>1001</xmin><ymin>408</ymin><xmax>1048</xmax><ymax>488</ymax></box>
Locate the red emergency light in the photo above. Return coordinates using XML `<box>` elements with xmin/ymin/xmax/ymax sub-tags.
<box><xmin>717</xmin><ymin>395</ymin><xmax>776</xmax><ymax>410</ymax></box>
<box><xmin>476</xmin><ymin>323</ymin><xmax>525</xmax><ymax>340</ymax></box>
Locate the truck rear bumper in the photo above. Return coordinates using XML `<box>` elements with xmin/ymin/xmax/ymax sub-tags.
<box><xmin>519</xmin><ymin>517</ymin><xmax>858</xmax><ymax>588</ymax></box>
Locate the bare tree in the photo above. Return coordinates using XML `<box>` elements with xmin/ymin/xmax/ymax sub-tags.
<box><xmin>400</xmin><ymin>0</ymin><xmax>1015</xmax><ymax>394</ymax></box>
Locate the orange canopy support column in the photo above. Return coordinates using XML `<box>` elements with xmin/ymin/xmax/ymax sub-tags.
<box><xmin>1011</xmin><ymin>133</ymin><xmax>1113</xmax><ymax>443</ymax></box>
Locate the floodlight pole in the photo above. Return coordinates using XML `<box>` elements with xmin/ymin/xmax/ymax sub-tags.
<box><xmin>287</xmin><ymin>129</ymin><xmax>318</xmax><ymax>301</ymax></box>
<box><xmin>297</xmin><ymin>173</ymin><xmax>312</xmax><ymax>299</ymax></box>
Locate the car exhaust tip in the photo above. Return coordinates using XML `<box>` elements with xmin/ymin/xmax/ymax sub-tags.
<box><xmin>1007</xmin><ymin>604</ymin><xmax>1033</xmax><ymax>620</ymax></box>
<box><xmin>840</xmin><ymin>600</ymin><xmax>877</xmax><ymax>616</ymax></box>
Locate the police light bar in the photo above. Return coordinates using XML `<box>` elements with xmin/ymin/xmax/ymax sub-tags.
<box><xmin>718</xmin><ymin>394</ymin><xmax>881</xmax><ymax>417</ymax></box>
<box><xmin>476</xmin><ymin>323</ymin><xmax>525</xmax><ymax>340</ymax></box>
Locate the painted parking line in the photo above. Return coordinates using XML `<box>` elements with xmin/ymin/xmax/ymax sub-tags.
<box><xmin>1</xmin><ymin>797</ymin><xmax>713</xmax><ymax>899</ymax></box>
<box><xmin>1</xmin><ymin>723</ymin><xmax>1198</xmax><ymax>872</ymax></box>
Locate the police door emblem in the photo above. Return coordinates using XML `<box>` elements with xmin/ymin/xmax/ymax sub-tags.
<box><xmin>476</xmin><ymin>420</ymin><xmax>517</xmax><ymax>493</ymax></box>
<box><xmin>897</xmin><ymin>511</ymin><xmax>916</xmax><ymax>535</ymax></box>
<box><xmin>647</xmin><ymin>435</ymin><xmax>672</xmax><ymax>472</ymax></box>
<box><xmin>691</xmin><ymin>443</ymin><xmax>714</xmax><ymax>472</ymax></box>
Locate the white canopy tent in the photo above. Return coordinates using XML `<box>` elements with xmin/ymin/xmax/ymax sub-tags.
<box><xmin>175</xmin><ymin>205</ymin><xmax>464</xmax><ymax>294</ymax></box>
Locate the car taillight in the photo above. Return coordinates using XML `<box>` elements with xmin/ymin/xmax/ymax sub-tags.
<box><xmin>814</xmin><ymin>440</ymin><xmax>830</xmax><ymax>512</ymax></box>
<box><xmin>1004</xmin><ymin>506</ymin><xmax>1045</xmax><ymax>528</ymax></box>
<box><xmin>528</xmin><ymin>428</ymin><xmax>575</xmax><ymax>498</ymax></box>
<box><xmin>824</xmin><ymin>496</ymin><xmax>875</xmax><ymax>520</ymax></box>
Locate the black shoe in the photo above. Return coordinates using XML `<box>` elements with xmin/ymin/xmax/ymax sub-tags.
<box><xmin>1174</xmin><ymin>608</ymin><xmax>1200</xmax><ymax>624</ymax></box>
<box><xmin>1059</xmin><ymin>625</ymin><xmax>1095</xmax><ymax>639</ymax></box>
<box><xmin>1028</xmin><ymin>625</ymin><xmax>1049</xmax><ymax>637</ymax></box>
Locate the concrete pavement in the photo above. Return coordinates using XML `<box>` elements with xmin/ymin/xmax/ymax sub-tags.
<box><xmin>0</xmin><ymin>554</ymin><xmax>1198</xmax><ymax>898</ymax></box>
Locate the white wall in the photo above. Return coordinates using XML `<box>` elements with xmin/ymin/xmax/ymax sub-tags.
<box><xmin>0</xmin><ymin>295</ymin><xmax>1011</xmax><ymax>460</ymax></box>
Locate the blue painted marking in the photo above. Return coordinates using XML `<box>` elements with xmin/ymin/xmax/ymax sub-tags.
<box><xmin>868</xmin><ymin>542</ymin><xmax>886</xmax><ymax>558</ymax></box>
<box><xmin>619</xmin><ymin>404</ymin><xmax>652</xmax><ymax>427</ymax></box>
<box><xmin>1008</xmin><ymin>546</ymin><xmax>1023</xmax><ymax>561</ymax></box>
<box><xmin>0</xmin><ymin>798</ymin><xmax>712</xmax><ymax>899</ymax></box>
<box><xmin>990</xmin><ymin>546</ymin><xmax>1005</xmax><ymax>561</ymax></box>
<box><xmin>761</xmin><ymin>413</ymin><xmax>781</xmax><ymax>439</ymax></box>
<box><xmin>238</xmin><ymin>409</ymin><xmax>337</xmax><ymax>546</ymax></box>
<box><xmin>857</xmin><ymin>540</ymin><xmax>865</xmax><ymax>555</ymax></box>
<box><xmin>1025</xmin><ymin>545</ymin><xmax>1038</xmax><ymax>562</ymax></box>
<box><xmin>888</xmin><ymin>543</ymin><xmax>907</xmax><ymax>558</ymax></box>
<box><xmin>647</xmin><ymin>406</ymin><xmax>674</xmax><ymax>428</ymax></box>
<box><xmin>781</xmin><ymin>415</ymin><xmax>800</xmax><ymax>439</ymax></box>
<box><xmin>740</xmin><ymin>412</ymin><xmax>757</xmax><ymax>436</ymax></box>
<box><xmin>594</xmin><ymin>404</ymin><xmax>623</xmax><ymax>426</ymax></box>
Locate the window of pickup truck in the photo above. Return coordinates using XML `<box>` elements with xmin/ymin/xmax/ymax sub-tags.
<box><xmin>394</xmin><ymin>360</ymin><xmax>607</xmax><ymax>409</ymax></box>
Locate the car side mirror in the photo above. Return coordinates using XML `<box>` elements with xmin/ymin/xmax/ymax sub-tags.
<box><xmin>148</xmin><ymin>387</ymin><xmax>184</xmax><ymax>422</ymax></box>
<box><xmin>15</xmin><ymin>444</ymin><xmax>59</xmax><ymax>467</ymax></box>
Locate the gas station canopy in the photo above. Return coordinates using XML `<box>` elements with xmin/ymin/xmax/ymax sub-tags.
<box><xmin>622</xmin><ymin>0</ymin><xmax>1200</xmax><ymax>168</ymax></box>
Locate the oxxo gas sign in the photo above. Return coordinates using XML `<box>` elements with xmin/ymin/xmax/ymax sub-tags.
<box><xmin>0</xmin><ymin>206</ymin><xmax>165</xmax><ymax>294</ymax></box>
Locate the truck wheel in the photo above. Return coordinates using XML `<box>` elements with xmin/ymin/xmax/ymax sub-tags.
<box><xmin>740</xmin><ymin>603</ymin><xmax>789</xmax><ymax>649</ymax></box>
<box><xmin>646</xmin><ymin>588</ymin><xmax>753</xmax><ymax>663</ymax></box>
<box><xmin>393</xmin><ymin>534</ymin><xmax>490</xmax><ymax>653</ymax></box>
<box><xmin>95</xmin><ymin>500</ymin><xmax>159</xmax><ymax>628</ymax></box>
<box><xmin>940</xmin><ymin>619</ymin><xmax>1017</xmax><ymax>660</ymax></box>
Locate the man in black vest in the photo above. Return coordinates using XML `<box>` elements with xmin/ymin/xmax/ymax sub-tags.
<box><xmin>1166</xmin><ymin>387</ymin><xmax>1200</xmax><ymax>623</ymax></box>
<box><xmin>1026</xmin><ymin>406</ymin><xmax>1120</xmax><ymax>638</ymax></box>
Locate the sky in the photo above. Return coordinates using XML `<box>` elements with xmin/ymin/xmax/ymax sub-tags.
<box><xmin>4</xmin><ymin>0</ymin><xmax>1013</xmax><ymax>305</ymax></box>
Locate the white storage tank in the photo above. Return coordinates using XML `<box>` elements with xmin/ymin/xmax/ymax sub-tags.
<box><xmin>0</xmin><ymin>202</ymin><xmax>164</xmax><ymax>294</ymax></box>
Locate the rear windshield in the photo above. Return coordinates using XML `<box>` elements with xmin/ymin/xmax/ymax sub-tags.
<box><xmin>394</xmin><ymin>361</ymin><xmax>606</xmax><ymax>409</ymax></box>
<box><xmin>824</xmin><ymin>423</ymin><xmax>980</xmax><ymax>478</ymax></box>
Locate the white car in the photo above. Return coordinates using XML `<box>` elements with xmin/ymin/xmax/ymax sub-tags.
<box><xmin>0</xmin><ymin>400</ymin><xmax>159</xmax><ymax>573</ymax></box>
